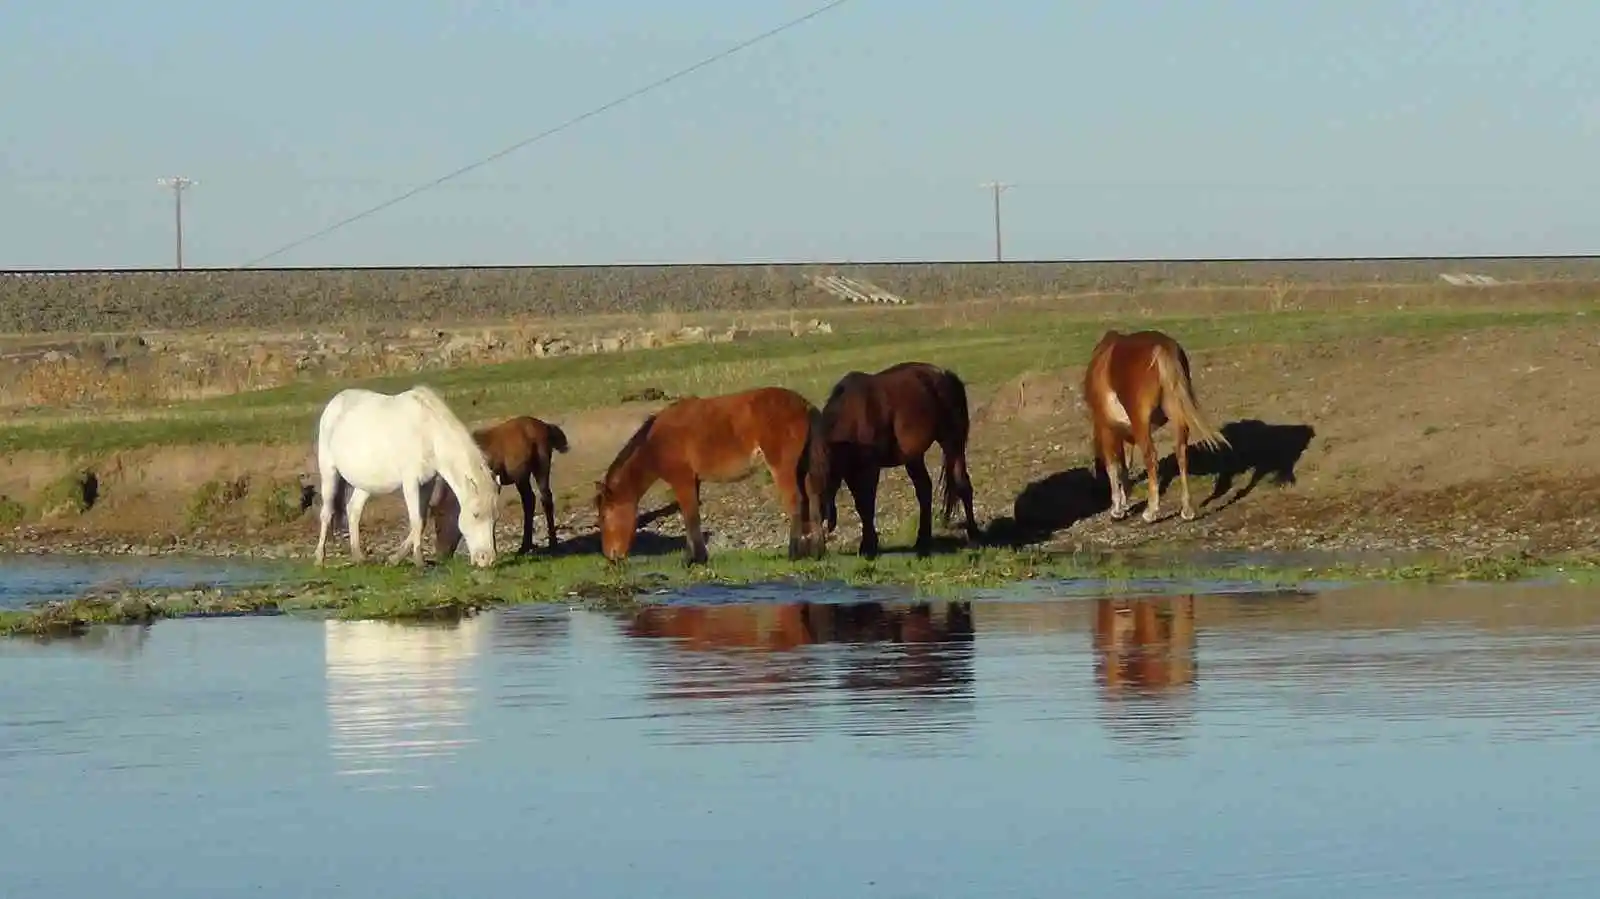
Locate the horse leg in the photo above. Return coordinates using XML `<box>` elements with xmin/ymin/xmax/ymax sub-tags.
<box><xmin>389</xmin><ymin>479</ymin><xmax>427</xmax><ymax>568</ymax></box>
<box><xmin>1134</xmin><ymin>418</ymin><xmax>1162</xmax><ymax>523</ymax></box>
<box><xmin>315</xmin><ymin>469</ymin><xmax>338</xmax><ymax>567</ymax></box>
<box><xmin>822</xmin><ymin>465</ymin><xmax>844</xmax><ymax>535</ymax></box>
<box><xmin>906</xmin><ymin>456</ymin><xmax>935</xmax><ymax>558</ymax></box>
<box><xmin>346</xmin><ymin>488</ymin><xmax>371</xmax><ymax>564</ymax></box>
<box><xmin>514</xmin><ymin>475</ymin><xmax>537</xmax><ymax>555</ymax></box>
<box><xmin>768</xmin><ymin>460</ymin><xmax>809</xmax><ymax>562</ymax></box>
<box><xmin>803</xmin><ymin>458</ymin><xmax>828</xmax><ymax>560</ymax></box>
<box><xmin>1175</xmin><ymin>421</ymin><xmax>1197</xmax><ymax>521</ymax></box>
<box><xmin>414</xmin><ymin>477</ymin><xmax>435</xmax><ymax>567</ymax></box>
<box><xmin>847</xmin><ymin>467</ymin><xmax>882</xmax><ymax>560</ymax></box>
<box><xmin>944</xmin><ymin>443</ymin><xmax>980</xmax><ymax>544</ymax></box>
<box><xmin>1099</xmin><ymin>425</ymin><xmax>1130</xmax><ymax>520</ymax></box>
<box><xmin>537</xmin><ymin>470</ymin><xmax>558</xmax><ymax>551</ymax></box>
<box><xmin>673</xmin><ymin>476</ymin><xmax>709</xmax><ymax>567</ymax></box>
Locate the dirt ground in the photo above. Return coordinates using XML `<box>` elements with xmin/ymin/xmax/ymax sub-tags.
<box><xmin>4</xmin><ymin>322</ymin><xmax>1597</xmax><ymax>563</ymax></box>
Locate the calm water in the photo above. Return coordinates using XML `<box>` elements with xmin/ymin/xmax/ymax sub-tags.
<box><xmin>0</xmin><ymin>554</ymin><xmax>285</xmax><ymax>610</ymax></box>
<box><xmin>4</xmin><ymin>582</ymin><xmax>1600</xmax><ymax>897</ymax></box>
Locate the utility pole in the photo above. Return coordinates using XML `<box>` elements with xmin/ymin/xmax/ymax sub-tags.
<box><xmin>979</xmin><ymin>181</ymin><xmax>1012</xmax><ymax>262</ymax></box>
<box><xmin>156</xmin><ymin>176</ymin><xmax>197</xmax><ymax>269</ymax></box>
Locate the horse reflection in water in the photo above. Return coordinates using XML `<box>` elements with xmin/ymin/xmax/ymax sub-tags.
<box><xmin>1092</xmin><ymin>595</ymin><xmax>1198</xmax><ymax>750</ymax></box>
<box><xmin>622</xmin><ymin>600</ymin><xmax>976</xmax><ymax>747</ymax></box>
<box><xmin>323</xmin><ymin>616</ymin><xmax>486</xmax><ymax>786</ymax></box>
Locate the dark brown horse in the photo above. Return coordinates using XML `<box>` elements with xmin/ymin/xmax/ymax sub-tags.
<box><xmin>433</xmin><ymin>415</ymin><xmax>569</xmax><ymax>558</ymax></box>
<box><xmin>1083</xmin><ymin>329</ymin><xmax>1228</xmax><ymax>522</ymax></box>
<box><xmin>820</xmin><ymin>361</ymin><xmax>980</xmax><ymax>558</ymax></box>
<box><xmin>593</xmin><ymin>386</ymin><xmax>829</xmax><ymax>565</ymax></box>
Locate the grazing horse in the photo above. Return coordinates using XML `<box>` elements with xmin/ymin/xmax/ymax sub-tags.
<box><xmin>593</xmin><ymin>386</ymin><xmax>829</xmax><ymax>565</ymax></box>
<box><xmin>1083</xmin><ymin>329</ymin><xmax>1229</xmax><ymax>522</ymax></box>
<box><xmin>820</xmin><ymin>362</ymin><xmax>980</xmax><ymax>559</ymax></box>
<box><xmin>314</xmin><ymin>385</ymin><xmax>499</xmax><ymax>569</ymax></box>
<box><xmin>433</xmin><ymin>415</ymin><xmax>569</xmax><ymax>558</ymax></box>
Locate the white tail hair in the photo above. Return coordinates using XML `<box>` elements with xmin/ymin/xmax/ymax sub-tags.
<box><xmin>1152</xmin><ymin>347</ymin><xmax>1230</xmax><ymax>451</ymax></box>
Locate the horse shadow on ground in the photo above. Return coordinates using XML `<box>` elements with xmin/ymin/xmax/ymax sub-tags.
<box><xmin>985</xmin><ymin>419</ymin><xmax>1316</xmax><ymax>546</ymax></box>
<box><xmin>547</xmin><ymin>501</ymin><xmax>690</xmax><ymax>559</ymax></box>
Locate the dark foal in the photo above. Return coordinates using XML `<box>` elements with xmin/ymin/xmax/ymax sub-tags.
<box><xmin>434</xmin><ymin>415</ymin><xmax>569</xmax><ymax>557</ymax></box>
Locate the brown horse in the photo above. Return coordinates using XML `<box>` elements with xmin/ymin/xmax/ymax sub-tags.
<box><xmin>1092</xmin><ymin>595</ymin><xmax>1197</xmax><ymax>691</ymax></box>
<box><xmin>1083</xmin><ymin>329</ymin><xmax>1229</xmax><ymax>523</ymax></box>
<box><xmin>593</xmin><ymin>386</ymin><xmax>829</xmax><ymax>565</ymax></box>
<box><xmin>433</xmin><ymin>415</ymin><xmax>569</xmax><ymax>558</ymax></box>
<box><xmin>820</xmin><ymin>361</ymin><xmax>980</xmax><ymax>559</ymax></box>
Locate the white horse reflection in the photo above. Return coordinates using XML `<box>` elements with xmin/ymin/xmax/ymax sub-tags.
<box><xmin>323</xmin><ymin>616</ymin><xmax>487</xmax><ymax>787</ymax></box>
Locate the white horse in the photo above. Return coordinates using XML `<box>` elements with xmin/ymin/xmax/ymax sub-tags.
<box><xmin>313</xmin><ymin>384</ymin><xmax>499</xmax><ymax>569</ymax></box>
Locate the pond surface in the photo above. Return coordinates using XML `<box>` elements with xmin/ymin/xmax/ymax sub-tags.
<box><xmin>4</xmin><ymin>581</ymin><xmax>1600</xmax><ymax>897</ymax></box>
<box><xmin>0</xmin><ymin>554</ymin><xmax>287</xmax><ymax>610</ymax></box>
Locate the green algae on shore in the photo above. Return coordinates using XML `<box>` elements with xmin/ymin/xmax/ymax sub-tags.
<box><xmin>3</xmin><ymin>547</ymin><xmax>1597</xmax><ymax>639</ymax></box>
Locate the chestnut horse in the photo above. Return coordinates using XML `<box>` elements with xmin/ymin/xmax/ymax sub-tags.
<box><xmin>432</xmin><ymin>415</ymin><xmax>570</xmax><ymax>558</ymax></box>
<box><xmin>593</xmin><ymin>386</ymin><xmax>829</xmax><ymax>565</ymax></box>
<box><xmin>820</xmin><ymin>361</ymin><xmax>980</xmax><ymax>559</ymax></box>
<box><xmin>1083</xmin><ymin>329</ymin><xmax>1229</xmax><ymax>522</ymax></box>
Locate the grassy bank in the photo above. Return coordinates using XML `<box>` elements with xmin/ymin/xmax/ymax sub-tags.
<box><xmin>2</xmin><ymin>299</ymin><xmax>1588</xmax><ymax>455</ymax></box>
<box><xmin>5</xmin><ymin>545</ymin><xmax>1597</xmax><ymax>639</ymax></box>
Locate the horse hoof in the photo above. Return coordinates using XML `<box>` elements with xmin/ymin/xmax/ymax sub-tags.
<box><xmin>1141</xmin><ymin>510</ymin><xmax>1159</xmax><ymax>524</ymax></box>
<box><xmin>1180</xmin><ymin>508</ymin><xmax>1196</xmax><ymax>522</ymax></box>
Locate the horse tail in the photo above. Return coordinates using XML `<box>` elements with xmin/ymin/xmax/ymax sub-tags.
<box><xmin>1154</xmin><ymin>343</ymin><xmax>1229</xmax><ymax>451</ymax></box>
<box><xmin>546</xmin><ymin>423</ymin><xmax>570</xmax><ymax>455</ymax></box>
<box><xmin>313</xmin><ymin>398</ymin><xmax>349</xmax><ymax>530</ymax></box>
<box><xmin>798</xmin><ymin>403</ymin><xmax>831</xmax><ymax>536</ymax></box>
<box><xmin>938</xmin><ymin>368</ymin><xmax>972</xmax><ymax>527</ymax></box>
<box><xmin>328</xmin><ymin>473</ymin><xmax>350</xmax><ymax>531</ymax></box>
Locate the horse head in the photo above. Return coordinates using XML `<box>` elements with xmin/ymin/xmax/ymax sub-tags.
<box><xmin>449</xmin><ymin>456</ymin><xmax>499</xmax><ymax>569</ymax></box>
<box><xmin>593</xmin><ymin>478</ymin><xmax>634</xmax><ymax>563</ymax></box>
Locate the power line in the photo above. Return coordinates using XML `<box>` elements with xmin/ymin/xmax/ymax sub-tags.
<box><xmin>156</xmin><ymin>176</ymin><xmax>197</xmax><ymax>270</ymax></box>
<box><xmin>240</xmin><ymin>0</ymin><xmax>862</xmax><ymax>269</ymax></box>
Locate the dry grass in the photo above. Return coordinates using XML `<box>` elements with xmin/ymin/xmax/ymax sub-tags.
<box><xmin>6</xmin><ymin>257</ymin><xmax>1600</xmax><ymax>334</ymax></box>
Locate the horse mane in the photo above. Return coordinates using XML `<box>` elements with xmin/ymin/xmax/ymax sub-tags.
<box><xmin>604</xmin><ymin>414</ymin><xmax>657</xmax><ymax>484</ymax></box>
<box><xmin>405</xmin><ymin>384</ymin><xmax>495</xmax><ymax>501</ymax></box>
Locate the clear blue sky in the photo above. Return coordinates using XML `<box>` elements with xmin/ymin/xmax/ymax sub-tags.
<box><xmin>2</xmin><ymin>0</ymin><xmax>1597</xmax><ymax>268</ymax></box>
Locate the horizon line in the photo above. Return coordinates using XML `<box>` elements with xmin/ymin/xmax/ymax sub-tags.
<box><xmin>4</xmin><ymin>252</ymin><xmax>1600</xmax><ymax>276</ymax></box>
